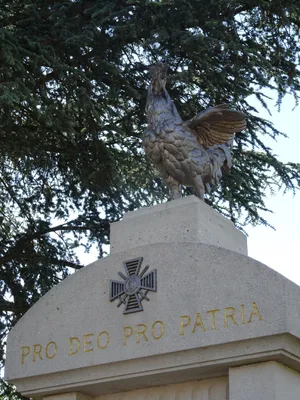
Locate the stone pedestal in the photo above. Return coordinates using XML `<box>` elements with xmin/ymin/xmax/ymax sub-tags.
<box><xmin>4</xmin><ymin>196</ymin><xmax>300</xmax><ymax>399</ymax></box>
<box><xmin>110</xmin><ymin>196</ymin><xmax>247</xmax><ymax>255</ymax></box>
<box><xmin>229</xmin><ymin>362</ymin><xmax>300</xmax><ymax>400</ymax></box>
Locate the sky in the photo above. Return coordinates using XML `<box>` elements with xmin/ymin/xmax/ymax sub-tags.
<box><xmin>80</xmin><ymin>92</ymin><xmax>300</xmax><ymax>286</ymax></box>
<box><xmin>245</xmin><ymin>93</ymin><xmax>300</xmax><ymax>285</ymax></box>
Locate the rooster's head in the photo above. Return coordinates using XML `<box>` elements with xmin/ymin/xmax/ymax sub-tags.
<box><xmin>149</xmin><ymin>63</ymin><xmax>169</xmax><ymax>95</ymax></box>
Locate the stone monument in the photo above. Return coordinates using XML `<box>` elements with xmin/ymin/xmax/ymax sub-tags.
<box><xmin>4</xmin><ymin>66</ymin><xmax>300</xmax><ymax>399</ymax></box>
<box><xmin>5</xmin><ymin>196</ymin><xmax>300</xmax><ymax>400</ymax></box>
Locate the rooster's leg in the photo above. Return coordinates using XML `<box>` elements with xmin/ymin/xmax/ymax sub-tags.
<box><xmin>193</xmin><ymin>175</ymin><xmax>205</xmax><ymax>200</ymax></box>
<box><xmin>171</xmin><ymin>187</ymin><xmax>182</xmax><ymax>199</ymax></box>
<box><xmin>166</xmin><ymin>176</ymin><xmax>181</xmax><ymax>200</ymax></box>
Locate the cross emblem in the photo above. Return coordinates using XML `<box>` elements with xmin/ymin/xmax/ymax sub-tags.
<box><xmin>109</xmin><ymin>257</ymin><xmax>157</xmax><ymax>314</ymax></box>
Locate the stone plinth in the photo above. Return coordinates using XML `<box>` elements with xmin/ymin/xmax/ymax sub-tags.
<box><xmin>110</xmin><ymin>195</ymin><xmax>247</xmax><ymax>255</ymax></box>
<box><xmin>4</xmin><ymin>197</ymin><xmax>300</xmax><ymax>399</ymax></box>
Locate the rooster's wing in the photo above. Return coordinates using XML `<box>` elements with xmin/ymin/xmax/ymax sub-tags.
<box><xmin>184</xmin><ymin>104</ymin><xmax>246</xmax><ymax>149</ymax></box>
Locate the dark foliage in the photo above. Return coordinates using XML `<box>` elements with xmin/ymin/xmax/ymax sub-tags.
<box><xmin>0</xmin><ymin>1</ymin><xmax>300</xmax><ymax>397</ymax></box>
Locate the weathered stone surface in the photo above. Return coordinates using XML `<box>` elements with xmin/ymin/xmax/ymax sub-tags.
<box><xmin>93</xmin><ymin>377</ymin><xmax>228</xmax><ymax>400</ymax></box>
<box><xmin>5</xmin><ymin>241</ymin><xmax>300</xmax><ymax>397</ymax></box>
<box><xmin>4</xmin><ymin>197</ymin><xmax>300</xmax><ymax>398</ymax></box>
<box><xmin>229</xmin><ymin>361</ymin><xmax>300</xmax><ymax>400</ymax></box>
<box><xmin>110</xmin><ymin>195</ymin><xmax>247</xmax><ymax>255</ymax></box>
<box><xmin>45</xmin><ymin>394</ymin><xmax>93</xmax><ymax>400</ymax></box>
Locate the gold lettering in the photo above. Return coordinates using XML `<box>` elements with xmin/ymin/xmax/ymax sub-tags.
<box><xmin>180</xmin><ymin>315</ymin><xmax>191</xmax><ymax>336</ymax></box>
<box><xmin>224</xmin><ymin>307</ymin><xmax>238</xmax><ymax>328</ymax></box>
<box><xmin>206</xmin><ymin>309</ymin><xmax>220</xmax><ymax>330</ymax></box>
<box><xmin>33</xmin><ymin>344</ymin><xmax>43</xmax><ymax>362</ymax></box>
<box><xmin>248</xmin><ymin>302</ymin><xmax>263</xmax><ymax>323</ymax></box>
<box><xmin>45</xmin><ymin>341</ymin><xmax>57</xmax><ymax>359</ymax></box>
<box><xmin>97</xmin><ymin>331</ymin><xmax>110</xmax><ymax>349</ymax></box>
<box><xmin>136</xmin><ymin>324</ymin><xmax>148</xmax><ymax>344</ymax></box>
<box><xmin>123</xmin><ymin>326</ymin><xmax>133</xmax><ymax>346</ymax></box>
<box><xmin>192</xmin><ymin>313</ymin><xmax>206</xmax><ymax>333</ymax></box>
<box><xmin>21</xmin><ymin>346</ymin><xmax>30</xmax><ymax>364</ymax></box>
<box><xmin>241</xmin><ymin>304</ymin><xmax>246</xmax><ymax>325</ymax></box>
<box><xmin>152</xmin><ymin>321</ymin><xmax>164</xmax><ymax>340</ymax></box>
<box><xmin>69</xmin><ymin>337</ymin><xmax>80</xmax><ymax>356</ymax></box>
<box><xmin>83</xmin><ymin>333</ymin><xmax>94</xmax><ymax>353</ymax></box>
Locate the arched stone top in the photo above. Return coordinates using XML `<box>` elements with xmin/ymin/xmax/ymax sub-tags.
<box><xmin>5</xmin><ymin>241</ymin><xmax>300</xmax><ymax>386</ymax></box>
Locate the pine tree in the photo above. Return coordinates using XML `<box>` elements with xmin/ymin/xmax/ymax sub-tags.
<box><xmin>0</xmin><ymin>1</ymin><xmax>300</xmax><ymax>396</ymax></box>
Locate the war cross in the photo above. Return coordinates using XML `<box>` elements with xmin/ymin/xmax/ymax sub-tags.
<box><xmin>109</xmin><ymin>257</ymin><xmax>157</xmax><ymax>314</ymax></box>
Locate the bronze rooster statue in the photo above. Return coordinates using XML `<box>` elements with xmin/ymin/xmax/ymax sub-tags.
<box><xmin>143</xmin><ymin>63</ymin><xmax>246</xmax><ymax>200</ymax></box>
